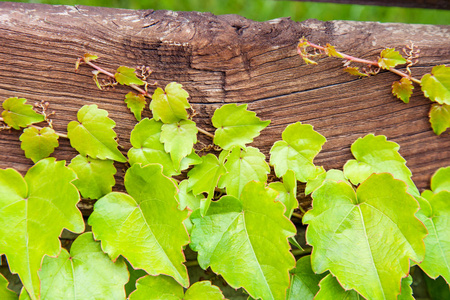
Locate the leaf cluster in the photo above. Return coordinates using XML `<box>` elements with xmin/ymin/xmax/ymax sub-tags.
<box><xmin>0</xmin><ymin>54</ymin><xmax>448</xmax><ymax>300</ymax></box>
<box><xmin>297</xmin><ymin>38</ymin><xmax>450</xmax><ymax>135</ymax></box>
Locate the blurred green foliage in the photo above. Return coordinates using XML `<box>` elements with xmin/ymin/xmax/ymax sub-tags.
<box><xmin>9</xmin><ymin>0</ymin><xmax>450</xmax><ymax>25</ymax></box>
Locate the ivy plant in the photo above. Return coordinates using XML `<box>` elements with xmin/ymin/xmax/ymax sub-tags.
<box><xmin>0</xmin><ymin>53</ymin><xmax>448</xmax><ymax>300</ymax></box>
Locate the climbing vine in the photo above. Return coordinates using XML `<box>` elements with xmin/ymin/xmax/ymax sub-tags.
<box><xmin>0</xmin><ymin>51</ymin><xmax>448</xmax><ymax>300</ymax></box>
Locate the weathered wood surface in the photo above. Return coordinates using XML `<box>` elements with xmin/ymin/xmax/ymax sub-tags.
<box><xmin>0</xmin><ymin>2</ymin><xmax>449</xmax><ymax>200</ymax></box>
<box><xmin>290</xmin><ymin>0</ymin><xmax>449</xmax><ymax>9</ymax></box>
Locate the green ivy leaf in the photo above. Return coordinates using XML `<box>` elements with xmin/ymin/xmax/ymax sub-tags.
<box><xmin>160</xmin><ymin>119</ymin><xmax>198</xmax><ymax>170</ymax></box>
<box><xmin>187</xmin><ymin>153</ymin><xmax>226</xmax><ymax>215</ymax></box>
<box><xmin>128</xmin><ymin>118</ymin><xmax>178</xmax><ymax>176</ymax></box>
<box><xmin>268</xmin><ymin>169</ymin><xmax>298</xmax><ymax>218</ymax></box>
<box><xmin>429</xmin><ymin>104</ymin><xmax>450</xmax><ymax>135</ymax></box>
<box><xmin>68</xmin><ymin>154</ymin><xmax>116</xmax><ymax>200</ymax></box>
<box><xmin>19</xmin><ymin>127</ymin><xmax>59</xmax><ymax>163</ymax></box>
<box><xmin>129</xmin><ymin>275</ymin><xmax>225</xmax><ymax>300</ymax></box>
<box><xmin>212</xmin><ymin>104</ymin><xmax>270</xmax><ymax>150</ymax></box>
<box><xmin>315</xmin><ymin>274</ymin><xmax>363</xmax><ymax>300</ymax></box>
<box><xmin>0</xmin><ymin>273</ymin><xmax>17</xmax><ymax>300</ymax></box>
<box><xmin>0</xmin><ymin>158</ymin><xmax>84</xmax><ymax>300</ymax></box>
<box><xmin>286</xmin><ymin>256</ymin><xmax>326</xmax><ymax>300</ymax></box>
<box><xmin>184</xmin><ymin>281</ymin><xmax>226</xmax><ymax>300</ymax></box>
<box><xmin>305</xmin><ymin>168</ymin><xmax>350</xmax><ymax>195</ymax></box>
<box><xmin>177</xmin><ymin>180</ymin><xmax>202</xmax><ymax>211</ymax></box>
<box><xmin>124</xmin><ymin>92</ymin><xmax>146</xmax><ymax>121</ymax></box>
<box><xmin>303</xmin><ymin>173</ymin><xmax>426</xmax><ymax>300</ymax></box>
<box><xmin>115</xmin><ymin>66</ymin><xmax>145</xmax><ymax>86</ymax></box>
<box><xmin>392</xmin><ymin>77</ymin><xmax>414</xmax><ymax>103</ymax></box>
<box><xmin>150</xmin><ymin>82</ymin><xmax>190</xmax><ymax>124</ymax></box>
<box><xmin>378</xmin><ymin>48</ymin><xmax>406</xmax><ymax>70</ymax></box>
<box><xmin>67</xmin><ymin>104</ymin><xmax>127</xmax><ymax>162</ymax></box>
<box><xmin>431</xmin><ymin>166</ymin><xmax>450</xmax><ymax>193</ymax></box>
<box><xmin>218</xmin><ymin>146</ymin><xmax>270</xmax><ymax>198</ymax></box>
<box><xmin>1</xmin><ymin>97</ymin><xmax>44</xmax><ymax>130</ymax></box>
<box><xmin>270</xmin><ymin>122</ymin><xmax>326</xmax><ymax>181</ymax></box>
<box><xmin>343</xmin><ymin>134</ymin><xmax>419</xmax><ymax>197</ymax></box>
<box><xmin>88</xmin><ymin>163</ymin><xmax>190</xmax><ymax>287</ymax></box>
<box><xmin>421</xmin><ymin>65</ymin><xmax>450</xmax><ymax>105</ymax></box>
<box><xmin>25</xmin><ymin>232</ymin><xmax>128</xmax><ymax>300</ymax></box>
<box><xmin>398</xmin><ymin>275</ymin><xmax>414</xmax><ymax>300</ymax></box>
<box><xmin>417</xmin><ymin>190</ymin><xmax>450</xmax><ymax>284</ymax></box>
<box><xmin>190</xmin><ymin>181</ymin><xmax>296</xmax><ymax>300</ymax></box>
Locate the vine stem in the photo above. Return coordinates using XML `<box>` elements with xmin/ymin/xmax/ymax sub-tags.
<box><xmin>304</xmin><ymin>41</ymin><xmax>421</xmax><ymax>84</ymax></box>
<box><xmin>85</xmin><ymin>61</ymin><xmax>150</xmax><ymax>97</ymax></box>
<box><xmin>0</xmin><ymin>117</ymin><xmax>68</xmax><ymax>138</ymax></box>
<box><xmin>197</xmin><ymin>127</ymin><xmax>214</xmax><ymax>139</ymax></box>
<box><xmin>291</xmin><ymin>212</ymin><xmax>303</xmax><ymax>219</ymax></box>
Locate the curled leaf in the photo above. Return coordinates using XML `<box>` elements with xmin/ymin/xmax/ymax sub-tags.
<box><xmin>392</xmin><ymin>77</ymin><xmax>414</xmax><ymax>103</ymax></box>
<box><xmin>344</xmin><ymin>66</ymin><xmax>368</xmax><ymax>77</ymax></box>
<box><xmin>324</xmin><ymin>43</ymin><xmax>343</xmax><ymax>58</ymax></box>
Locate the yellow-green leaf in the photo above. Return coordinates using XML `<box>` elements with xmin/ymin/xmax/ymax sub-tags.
<box><xmin>303</xmin><ymin>173</ymin><xmax>426</xmax><ymax>300</ymax></box>
<box><xmin>1</xmin><ymin>97</ymin><xmax>44</xmax><ymax>130</ymax></box>
<box><xmin>0</xmin><ymin>158</ymin><xmax>84</xmax><ymax>300</ymax></box>
<box><xmin>344</xmin><ymin>66</ymin><xmax>368</xmax><ymax>77</ymax></box>
<box><xmin>421</xmin><ymin>65</ymin><xmax>450</xmax><ymax>105</ymax></box>
<box><xmin>114</xmin><ymin>66</ymin><xmax>145</xmax><ymax>86</ymax></box>
<box><xmin>429</xmin><ymin>103</ymin><xmax>450</xmax><ymax>135</ymax></box>
<box><xmin>392</xmin><ymin>77</ymin><xmax>414</xmax><ymax>103</ymax></box>
<box><xmin>19</xmin><ymin>127</ymin><xmax>59</xmax><ymax>163</ymax></box>
<box><xmin>124</xmin><ymin>92</ymin><xmax>146</xmax><ymax>121</ymax></box>
<box><xmin>150</xmin><ymin>82</ymin><xmax>191</xmax><ymax>124</ymax></box>
<box><xmin>378</xmin><ymin>48</ymin><xmax>406</xmax><ymax>70</ymax></box>
<box><xmin>325</xmin><ymin>44</ymin><xmax>343</xmax><ymax>58</ymax></box>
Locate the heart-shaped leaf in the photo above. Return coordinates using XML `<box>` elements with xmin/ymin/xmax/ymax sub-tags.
<box><xmin>0</xmin><ymin>158</ymin><xmax>84</xmax><ymax>300</ymax></box>
<box><xmin>150</xmin><ymin>82</ymin><xmax>190</xmax><ymax>124</ymax></box>
<box><xmin>212</xmin><ymin>104</ymin><xmax>270</xmax><ymax>150</ymax></box>
<box><xmin>218</xmin><ymin>146</ymin><xmax>270</xmax><ymax>198</ymax></box>
<box><xmin>343</xmin><ymin>134</ymin><xmax>419</xmax><ymax>196</ymax></box>
<box><xmin>303</xmin><ymin>173</ymin><xmax>426</xmax><ymax>300</ymax></box>
<box><xmin>160</xmin><ymin>119</ymin><xmax>198</xmax><ymax>170</ymax></box>
<box><xmin>88</xmin><ymin>163</ymin><xmax>190</xmax><ymax>287</ymax></box>
<box><xmin>67</xmin><ymin>105</ymin><xmax>127</xmax><ymax>162</ymax></box>
<box><xmin>20</xmin><ymin>127</ymin><xmax>59</xmax><ymax>163</ymax></box>
<box><xmin>190</xmin><ymin>181</ymin><xmax>296</xmax><ymax>300</ymax></box>
<box><xmin>378</xmin><ymin>48</ymin><xmax>406</xmax><ymax>70</ymax></box>
<box><xmin>20</xmin><ymin>232</ymin><xmax>128</xmax><ymax>300</ymax></box>
<box><xmin>392</xmin><ymin>77</ymin><xmax>414</xmax><ymax>103</ymax></box>
<box><xmin>429</xmin><ymin>103</ymin><xmax>450</xmax><ymax>135</ymax></box>
<box><xmin>270</xmin><ymin>122</ymin><xmax>325</xmax><ymax>181</ymax></box>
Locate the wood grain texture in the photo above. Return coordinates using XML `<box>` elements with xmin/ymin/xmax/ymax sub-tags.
<box><xmin>0</xmin><ymin>2</ymin><xmax>449</xmax><ymax>204</ymax></box>
<box><xmin>289</xmin><ymin>0</ymin><xmax>449</xmax><ymax>10</ymax></box>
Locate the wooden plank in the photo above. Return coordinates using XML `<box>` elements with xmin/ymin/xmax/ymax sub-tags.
<box><xmin>289</xmin><ymin>0</ymin><xmax>449</xmax><ymax>9</ymax></box>
<box><xmin>0</xmin><ymin>2</ymin><xmax>449</xmax><ymax>201</ymax></box>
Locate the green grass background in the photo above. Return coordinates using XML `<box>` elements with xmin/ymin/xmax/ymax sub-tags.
<box><xmin>7</xmin><ymin>0</ymin><xmax>450</xmax><ymax>24</ymax></box>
